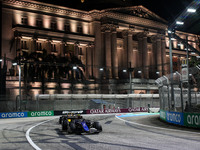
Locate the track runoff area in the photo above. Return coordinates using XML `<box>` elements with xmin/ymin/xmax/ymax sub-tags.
<box><xmin>23</xmin><ymin>112</ymin><xmax>200</xmax><ymax>150</ymax></box>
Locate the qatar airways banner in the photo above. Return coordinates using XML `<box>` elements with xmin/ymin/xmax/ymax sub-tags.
<box><xmin>86</xmin><ymin>107</ymin><xmax>148</xmax><ymax>114</ymax></box>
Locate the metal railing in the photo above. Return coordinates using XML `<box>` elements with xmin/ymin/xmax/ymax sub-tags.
<box><xmin>0</xmin><ymin>94</ymin><xmax>159</xmax><ymax>112</ymax></box>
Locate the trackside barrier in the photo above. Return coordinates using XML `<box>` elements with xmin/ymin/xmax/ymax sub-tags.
<box><xmin>160</xmin><ymin>110</ymin><xmax>200</xmax><ymax>128</ymax></box>
<box><xmin>0</xmin><ymin>107</ymin><xmax>150</xmax><ymax>119</ymax></box>
<box><xmin>0</xmin><ymin>111</ymin><xmax>54</xmax><ymax>119</ymax></box>
<box><xmin>0</xmin><ymin>112</ymin><xmax>28</xmax><ymax>119</ymax></box>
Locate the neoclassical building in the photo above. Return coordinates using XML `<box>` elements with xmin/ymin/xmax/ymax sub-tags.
<box><xmin>1</xmin><ymin>0</ymin><xmax>200</xmax><ymax>97</ymax></box>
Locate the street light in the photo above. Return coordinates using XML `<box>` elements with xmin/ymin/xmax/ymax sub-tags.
<box><xmin>73</xmin><ymin>66</ymin><xmax>77</xmax><ymax>70</ymax></box>
<box><xmin>99</xmin><ymin>68</ymin><xmax>104</xmax><ymax>71</ymax></box>
<box><xmin>13</xmin><ymin>61</ymin><xmax>21</xmax><ymax>111</ymax></box>
<box><xmin>123</xmin><ymin>69</ymin><xmax>127</xmax><ymax>73</ymax></box>
<box><xmin>176</xmin><ymin>21</ymin><xmax>184</xmax><ymax>25</ymax></box>
<box><xmin>187</xmin><ymin>8</ymin><xmax>196</xmax><ymax>13</ymax></box>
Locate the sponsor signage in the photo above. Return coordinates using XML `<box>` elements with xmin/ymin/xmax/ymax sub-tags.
<box><xmin>184</xmin><ymin>113</ymin><xmax>200</xmax><ymax>128</ymax></box>
<box><xmin>160</xmin><ymin>110</ymin><xmax>166</xmax><ymax>121</ymax></box>
<box><xmin>166</xmin><ymin>111</ymin><xmax>184</xmax><ymax>125</ymax></box>
<box><xmin>181</xmin><ymin>67</ymin><xmax>188</xmax><ymax>82</ymax></box>
<box><xmin>86</xmin><ymin>107</ymin><xmax>148</xmax><ymax>114</ymax></box>
<box><xmin>54</xmin><ymin>110</ymin><xmax>85</xmax><ymax>116</ymax></box>
<box><xmin>0</xmin><ymin>112</ymin><xmax>28</xmax><ymax>119</ymax></box>
<box><xmin>28</xmin><ymin>111</ymin><xmax>54</xmax><ymax>117</ymax></box>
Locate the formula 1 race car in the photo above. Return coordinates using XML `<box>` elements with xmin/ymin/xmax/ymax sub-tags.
<box><xmin>59</xmin><ymin>113</ymin><xmax>102</xmax><ymax>134</ymax></box>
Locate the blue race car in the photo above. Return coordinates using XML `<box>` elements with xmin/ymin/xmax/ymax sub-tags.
<box><xmin>59</xmin><ymin>113</ymin><xmax>102</xmax><ymax>134</ymax></box>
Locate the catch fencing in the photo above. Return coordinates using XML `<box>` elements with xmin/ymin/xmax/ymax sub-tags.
<box><xmin>0</xmin><ymin>94</ymin><xmax>159</xmax><ymax>112</ymax></box>
<box><xmin>156</xmin><ymin>72</ymin><xmax>200</xmax><ymax>113</ymax></box>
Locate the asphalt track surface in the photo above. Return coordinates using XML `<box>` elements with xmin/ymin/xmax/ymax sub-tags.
<box><xmin>0</xmin><ymin>113</ymin><xmax>200</xmax><ymax>150</ymax></box>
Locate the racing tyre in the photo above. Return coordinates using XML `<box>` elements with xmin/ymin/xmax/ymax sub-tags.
<box><xmin>62</xmin><ymin>120</ymin><xmax>69</xmax><ymax>130</ymax></box>
<box><xmin>59</xmin><ymin>117</ymin><xmax>62</xmax><ymax>124</ymax></box>
<box><xmin>93</xmin><ymin>122</ymin><xmax>102</xmax><ymax>132</ymax></box>
<box><xmin>68</xmin><ymin>122</ymin><xmax>76</xmax><ymax>133</ymax></box>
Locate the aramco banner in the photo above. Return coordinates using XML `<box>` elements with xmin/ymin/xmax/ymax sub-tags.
<box><xmin>160</xmin><ymin>110</ymin><xmax>166</xmax><ymax>121</ymax></box>
<box><xmin>184</xmin><ymin>113</ymin><xmax>200</xmax><ymax>128</ymax></box>
<box><xmin>28</xmin><ymin>111</ymin><xmax>54</xmax><ymax>117</ymax></box>
<box><xmin>166</xmin><ymin>111</ymin><xmax>184</xmax><ymax>125</ymax></box>
<box><xmin>0</xmin><ymin>112</ymin><xmax>28</xmax><ymax>119</ymax></box>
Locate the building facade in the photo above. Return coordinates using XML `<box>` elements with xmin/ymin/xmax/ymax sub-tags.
<box><xmin>1</xmin><ymin>0</ymin><xmax>200</xmax><ymax>98</ymax></box>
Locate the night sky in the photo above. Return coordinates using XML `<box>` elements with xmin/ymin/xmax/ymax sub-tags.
<box><xmin>36</xmin><ymin>0</ymin><xmax>193</xmax><ymax>21</ymax></box>
<box><xmin>36</xmin><ymin>0</ymin><xmax>199</xmax><ymax>34</ymax></box>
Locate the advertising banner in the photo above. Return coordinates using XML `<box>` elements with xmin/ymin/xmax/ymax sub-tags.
<box><xmin>86</xmin><ymin>107</ymin><xmax>148</xmax><ymax>114</ymax></box>
<box><xmin>184</xmin><ymin>113</ymin><xmax>200</xmax><ymax>128</ymax></box>
<box><xmin>0</xmin><ymin>112</ymin><xmax>28</xmax><ymax>119</ymax></box>
<box><xmin>54</xmin><ymin>110</ymin><xmax>85</xmax><ymax>116</ymax></box>
<box><xmin>160</xmin><ymin>110</ymin><xmax>166</xmax><ymax>121</ymax></box>
<box><xmin>28</xmin><ymin>111</ymin><xmax>54</xmax><ymax>117</ymax></box>
<box><xmin>166</xmin><ymin>111</ymin><xmax>184</xmax><ymax>125</ymax></box>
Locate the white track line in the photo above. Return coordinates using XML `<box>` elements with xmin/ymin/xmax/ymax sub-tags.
<box><xmin>26</xmin><ymin>118</ymin><xmax>57</xmax><ymax>150</ymax></box>
<box><xmin>115</xmin><ymin>114</ymin><xmax>200</xmax><ymax>135</ymax></box>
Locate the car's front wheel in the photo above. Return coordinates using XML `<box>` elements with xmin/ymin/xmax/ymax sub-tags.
<box><xmin>62</xmin><ymin>120</ymin><xmax>69</xmax><ymax>130</ymax></box>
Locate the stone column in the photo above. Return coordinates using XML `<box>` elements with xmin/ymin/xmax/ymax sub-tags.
<box><xmin>31</xmin><ymin>38</ymin><xmax>36</xmax><ymax>53</ymax></box>
<box><xmin>156</xmin><ymin>36</ymin><xmax>162</xmax><ymax>76</ymax></box>
<box><xmin>60</xmin><ymin>41</ymin><xmax>65</xmax><ymax>57</ymax></box>
<box><xmin>15</xmin><ymin>36</ymin><xmax>21</xmax><ymax>52</ymax></box>
<box><xmin>93</xmin><ymin>21</ymin><xmax>102</xmax><ymax>79</ymax></box>
<box><xmin>137</xmin><ymin>32</ymin><xmax>148</xmax><ymax>78</ymax></box>
<box><xmin>74</xmin><ymin>42</ymin><xmax>79</xmax><ymax>57</ymax></box>
<box><xmin>86</xmin><ymin>43</ymin><xmax>92</xmax><ymax>78</ymax></box>
<box><xmin>128</xmin><ymin>30</ymin><xmax>133</xmax><ymax>68</ymax></box>
<box><xmin>143</xmin><ymin>35</ymin><xmax>148</xmax><ymax>78</ymax></box>
<box><xmin>161</xmin><ymin>36</ymin><xmax>167</xmax><ymax>75</ymax></box>
<box><xmin>111</xmin><ymin>28</ymin><xmax>118</xmax><ymax>79</ymax></box>
<box><xmin>151</xmin><ymin>36</ymin><xmax>157</xmax><ymax>78</ymax></box>
<box><xmin>122</xmin><ymin>31</ymin><xmax>128</xmax><ymax>68</ymax></box>
<box><xmin>105</xmin><ymin>28</ymin><xmax>112</xmax><ymax>78</ymax></box>
<box><xmin>46</xmin><ymin>39</ymin><xmax>51</xmax><ymax>54</ymax></box>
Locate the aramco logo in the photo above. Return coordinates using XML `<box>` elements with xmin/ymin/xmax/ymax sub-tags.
<box><xmin>187</xmin><ymin>114</ymin><xmax>200</xmax><ymax>126</ymax></box>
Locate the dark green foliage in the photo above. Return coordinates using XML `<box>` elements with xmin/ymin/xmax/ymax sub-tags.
<box><xmin>14</xmin><ymin>49</ymin><xmax>85</xmax><ymax>94</ymax></box>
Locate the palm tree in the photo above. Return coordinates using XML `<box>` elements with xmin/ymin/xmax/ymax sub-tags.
<box><xmin>14</xmin><ymin>49</ymin><xmax>86</xmax><ymax>94</ymax></box>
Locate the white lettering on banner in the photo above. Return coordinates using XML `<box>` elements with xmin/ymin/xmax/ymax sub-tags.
<box><xmin>1</xmin><ymin>112</ymin><xmax>25</xmax><ymax>118</ymax></box>
<box><xmin>31</xmin><ymin>111</ymin><xmax>52</xmax><ymax>117</ymax></box>
<box><xmin>90</xmin><ymin>109</ymin><xmax>121</xmax><ymax>114</ymax></box>
<box><xmin>62</xmin><ymin>111</ymin><xmax>83</xmax><ymax>114</ymax></box>
<box><xmin>160</xmin><ymin>111</ymin><xmax>166</xmax><ymax>120</ymax></box>
<box><xmin>187</xmin><ymin>115</ymin><xmax>200</xmax><ymax>125</ymax></box>
<box><xmin>128</xmin><ymin>107</ymin><xmax>140</xmax><ymax>112</ymax></box>
<box><xmin>167</xmin><ymin>113</ymin><xmax>181</xmax><ymax>123</ymax></box>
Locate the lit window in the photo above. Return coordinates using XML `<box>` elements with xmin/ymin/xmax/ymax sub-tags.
<box><xmin>21</xmin><ymin>17</ymin><xmax>28</xmax><ymax>25</ymax></box>
<box><xmin>51</xmin><ymin>22</ymin><xmax>57</xmax><ymax>30</ymax></box>
<box><xmin>51</xmin><ymin>44</ymin><xmax>56</xmax><ymax>52</ymax></box>
<box><xmin>77</xmin><ymin>26</ymin><xmax>83</xmax><ymax>33</ymax></box>
<box><xmin>21</xmin><ymin>41</ymin><xmax>28</xmax><ymax>49</ymax></box>
<box><xmin>36</xmin><ymin>20</ymin><xmax>43</xmax><ymax>28</ymax></box>
<box><xmin>36</xmin><ymin>42</ymin><xmax>42</xmax><ymax>51</ymax></box>
<box><xmin>64</xmin><ymin>24</ymin><xmax>70</xmax><ymax>32</ymax></box>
